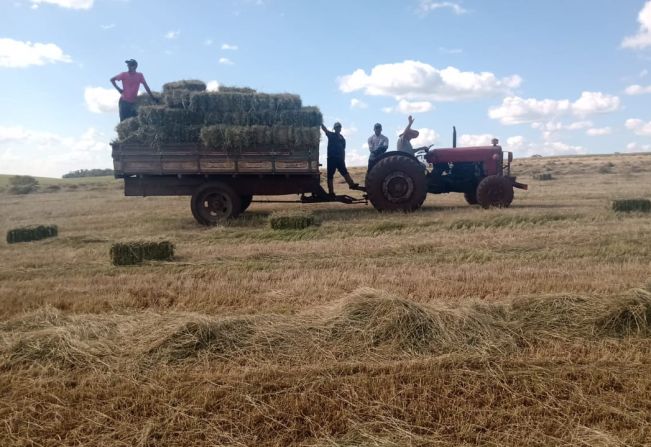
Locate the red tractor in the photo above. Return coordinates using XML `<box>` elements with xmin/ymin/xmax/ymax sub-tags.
<box><xmin>365</xmin><ymin>130</ymin><xmax>527</xmax><ymax>212</ymax></box>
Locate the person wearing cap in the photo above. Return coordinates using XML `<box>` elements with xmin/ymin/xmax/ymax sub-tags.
<box><xmin>320</xmin><ymin>121</ymin><xmax>359</xmax><ymax>196</ymax></box>
<box><xmin>110</xmin><ymin>59</ymin><xmax>158</xmax><ymax>121</ymax></box>
<box><xmin>367</xmin><ymin>122</ymin><xmax>389</xmax><ymax>172</ymax></box>
<box><xmin>397</xmin><ymin>115</ymin><xmax>420</xmax><ymax>153</ymax></box>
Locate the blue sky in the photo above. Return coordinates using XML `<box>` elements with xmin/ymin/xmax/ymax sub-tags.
<box><xmin>1</xmin><ymin>0</ymin><xmax>651</xmax><ymax>177</ymax></box>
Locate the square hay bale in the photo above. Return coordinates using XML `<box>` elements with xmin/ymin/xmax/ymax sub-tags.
<box><xmin>116</xmin><ymin>117</ymin><xmax>140</xmax><ymax>141</ymax></box>
<box><xmin>110</xmin><ymin>241</ymin><xmax>175</xmax><ymax>266</ymax></box>
<box><xmin>218</xmin><ymin>86</ymin><xmax>257</xmax><ymax>94</ymax></box>
<box><xmin>162</xmin><ymin>80</ymin><xmax>207</xmax><ymax>93</ymax></box>
<box><xmin>278</xmin><ymin>107</ymin><xmax>323</xmax><ymax>127</ymax></box>
<box><xmin>269</xmin><ymin>211</ymin><xmax>316</xmax><ymax>230</ymax></box>
<box><xmin>7</xmin><ymin>225</ymin><xmax>58</xmax><ymax>244</ymax></box>
<box><xmin>135</xmin><ymin>92</ymin><xmax>163</xmax><ymax>107</ymax></box>
<box><xmin>612</xmin><ymin>199</ymin><xmax>651</xmax><ymax>213</ymax></box>
<box><xmin>533</xmin><ymin>173</ymin><xmax>553</xmax><ymax>181</ymax></box>
<box><xmin>138</xmin><ymin>106</ymin><xmax>202</xmax><ymax>127</ymax></box>
<box><xmin>163</xmin><ymin>89</ymin><xmax>197</xmax><ymax>109</ymax></box>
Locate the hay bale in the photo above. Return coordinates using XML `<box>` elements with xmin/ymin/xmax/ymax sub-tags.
<box><xmin>7</xmin><ymin>225</ymin><xmax>58</xmax><ymax>244</ymax></box>
<box><xmin>135</xmin><ymin>92</ymin><xmax>162</xmax><ymax>107</ymax></box>
<box><xmin>269</xmin><ymin>211</ymin><xmax>316</xmax><ymax>230</ymax></box>
<box><xmin>278</xmin><ymin>107</ymin><xmax>323</xmax><ymax>127</ymax></box>
<box><xmin>612</xmin><ymin>198</ymin><xmax>651</xmax><ymax>213</ymax></box>
<box><xmin>218</xmin><ymin>86</ymin><xmax>257</xmax><ymax>94</ymax></box>
<box><xmin>162</xmin><ymin>80</ymin><xmax>207</xmax><ymax>92</ymax></box>
<box><xmin>115</xmin><ymin>117</ymin><xmax>140</xmax><ymax>140</ymax></box>
<box><xmin>533</xmin><ymin>173</ymin><xmax>553</xmax><ymax>181</ymax></box>
<box><xmin>110</xmin><ymin>241</ymin><xmax>174</xmax><ymax>266</ymax></box>
<box><xmin>163</xmin><ymin>89</ymin><xmax>196</xmax><ymax>109</ymax></box>
<box><xmin>190</xmin><ymin>91</ymin><xmax>302</xmax><ymax>115</ymax></box>
<box><xmin>138</xmin><ymin>106</ymin><xmax>202</xmax><ymax>127</ymax></box>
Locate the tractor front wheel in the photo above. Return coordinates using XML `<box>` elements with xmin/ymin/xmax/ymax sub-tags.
<box><xmin>366</xmin><ymin>154</ymin><xmax>427</xmax><ymax>212</ymax></box>
<box><xmin>476</xmin><ymin>175</ymin><xmax>514</xmax><ymax>209</ymax></box>
<box><xmin>191</xmin><ymin>182</ymin><xmax>242</xmax><ymax>225</ymax></box>
<box><xmin>464</xmin><ymin>189</ymin><xmax>478</xmax><ymax>205</ymax></box>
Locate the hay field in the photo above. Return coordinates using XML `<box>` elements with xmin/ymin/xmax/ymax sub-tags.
<box><xmin>1</xmin><ymin>153</ymin><xmax>651</xmax><ymax>446</ymax></box>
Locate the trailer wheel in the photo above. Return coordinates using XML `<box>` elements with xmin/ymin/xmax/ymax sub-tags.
<box><xmin>191</xmin><ymin>183</ymin><xmax>242</xmax><ymax>225</ymax></box>
<box><xmin>366</xmin><ymin>154</ymin><xmax>427</xmax><ymax>212</ymax></box>
<box><xmin>476</xmin><ymin>175</ymin><xmax>514</xmax><ymax>209</ymax></box>
<box><xmin>240</xmin><ymin>195</ymin><xmax>253</xmax><ymax>213</ymax></box>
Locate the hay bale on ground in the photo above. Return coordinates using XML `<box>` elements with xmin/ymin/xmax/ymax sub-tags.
<box><xmin>269</xmin><ymin>211</ymin><xmax>316</xmax><ymax>230</ymax></box>
<box><xmin>7</xmin><ymin>225</ymin><xmax>58</xmax><ymax>244</ymax></box>
<box><xmin>533</xmin><ymin>173</ymin><xmax>553</xmax><ymax>181</ymax></box>
<box><xmin>612</xmin><ymin>199</ymin><xmax>651</xmax><ymax>213</ymax></box>
<box><xmin>110</xmin><ymin>241</ymin><xmax>174</xmax><ymax>266</ymax></box>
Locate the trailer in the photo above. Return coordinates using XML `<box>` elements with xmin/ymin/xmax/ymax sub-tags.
<box><xmin>111</xmin><ymin>141</ymin><xmax>364</xmax><ymax>225</ymax></box>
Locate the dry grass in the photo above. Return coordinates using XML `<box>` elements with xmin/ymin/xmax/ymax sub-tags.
<box><xmin>1</xmin><ymin>153</ymin><xmax>651</xmax><ymax>445</ymax></box>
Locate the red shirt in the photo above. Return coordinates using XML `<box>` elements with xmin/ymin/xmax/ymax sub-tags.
<box><xmin>114</xmin><ymin>71</ymin><xmax>146</xmax><ymax>102</ymax></box>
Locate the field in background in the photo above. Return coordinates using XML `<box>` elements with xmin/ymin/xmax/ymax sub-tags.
<box><xmin>1</xmin><ymin>153</ymin><xmax>650</xmax><ymax>446</ymax></box>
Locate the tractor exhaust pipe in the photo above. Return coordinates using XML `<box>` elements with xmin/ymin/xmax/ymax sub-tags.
<box><xmin>453</xmin><ymin>126</ymin><xmax>457</xmax><ymax>148</ymax></box>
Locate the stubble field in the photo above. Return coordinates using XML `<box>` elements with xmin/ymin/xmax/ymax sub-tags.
<box><xmin>1</xmin><ymin>153</ymin><xmax>651</xmax><ymax>446</ymax></box>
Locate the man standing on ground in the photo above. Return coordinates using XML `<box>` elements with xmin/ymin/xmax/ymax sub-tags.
<box><xmin>320</xmin><ymin>121</ymin><xmax>359</xmax><ymax>196</ymax></box>
<box><xmin>367</xmin><ymin>122</ymin><xmax>389</xmax><ymax>172</ymax></box>
<box><xmin>397</xmin><ymin>115</ymin><xmax>419</xmax><ymax>153</ymax></box>
<box><xmin>110</xmin><ymin>59</ymin><xmax>158</xmax><ymax>122</ymax></box>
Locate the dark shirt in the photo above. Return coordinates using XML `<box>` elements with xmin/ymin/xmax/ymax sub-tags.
<box><xmin>324</xmin><ymin>130</ymin><xmax>346</xmax><ymax>159</ymax></box>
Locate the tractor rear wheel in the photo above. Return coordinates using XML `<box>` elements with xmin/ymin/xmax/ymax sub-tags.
<box><xmin>476</xmin><ymin>175</ymin><xmax>514</xmax><ymax>209</ymax></box>
<box><xmin>191</xmin><ymin>182</ymin><xmax>241</xmax><ymax>225</ymax></box>
<box><xmin>240</xmin><ymin>194</ymin><xmax>253</xmax><ymax>213</ymax></box>
<box><xmin>366</xmin><ymin>154</ymin><xmax>427</xmax><ymax>212</ymax></box>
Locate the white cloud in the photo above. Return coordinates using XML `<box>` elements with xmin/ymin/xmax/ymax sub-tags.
<box><xmin>626</xmin><ymin>142</ymin><xmax>651</xmax><ymax>152</ymax></box>
<box><xmin>396</xmin><ymin>99</ymin><xmax>433</xmax><ymax>114</ymax></box>
<box><xmin>206</xmin><ymin>80</ymin><xmax>220</xmax><ymax>92</ymax></box>
<box><xmin>350</xmin><ymin>98</ymin><xmax>368</xmax><ymax>109</ymax></box>
<box><xmin>381</xmin><ymin>107</ymin><xmax>393</xmax><ymax>114</ymax></box>
<box><xmin>489</xmin><ymin>92</ymin><xmax>620</xmax><ymax>125</ymax></box>
<box><xmin>0</xmin><ymin>126</ymin><xmax>111</xmax><ymax>177</ymax></box>
<box><xmin>625</xmin><ymin>118</ymin><xmax>651</xmax><ymax>136</ymax></box>
<box><xmin>419</xmin><ymin>1</ymin><xmax>467</xmax><ymax>15</ymax></box>
<box><xmin>30</xmin><ymin>0</ymin><xmax>93</xmax><ymax>9</ymax></box>
<box><xmin>0</xmin><ymin>38</ymin><xmax>72</xmax><ymax>68</ymax></box>
<box><xmin>484</xmin><ymin>134</ymin><xmax>586</xmax><ymax>157</ymax></box>
<box><xmin>219</xmin><ymin>57</ymin><xmax>234</xmax><ymax>65</ymax></box>
<box><xmin>165</xmin><ymin>30</ymin><xmax>180</xmax><ymax>39</ymax></box>
<box><xmin>338</xmin><ymin>60</ymin><xmax>521</xmax><ymax>102</ymax></box>
<box><xmin>100</xmin><ymin>24</ymin><xmax>115</xmax><ymax>30</ymax></box>
<box><xmin>625</xmin><ymin>84</ymin><xmax>651</xmax><ymax>95</ymax></box>
<box><xmin>622</xmin><ymin>0</ymin><xmax>651</xmax><ymax>50</ymax></box>
<box><xmin>586</xmin><ymin>127</ymin><xmax>612</xmax><ymax>136</ymax></box>
<box><xmin>459</xmin><ymin>133</ymin><xmax>494</xmax><ymax>147</ymax></box>
<box><xmin>204</xmin><ymin>39</ymin><xmax>214</xmax><ymax>46</ymax></box>
<box><xmin>411</xmin><ymin>128</ymin><xmax>439</xmax><ymax>147</ymax></box>
<box><xmin>566</xmin><ymin>120</ymin><xmax>593</xmax><ymax>130</ymax></box>
<box><xmin>84</xmin><ymin>86</ymin><xmax>119</xmax><ymax>114</ymax></box>
<box><xmin>221</xmin><ymin>43</ymin><xmax>239</xmax><ymax>50</ymax></box>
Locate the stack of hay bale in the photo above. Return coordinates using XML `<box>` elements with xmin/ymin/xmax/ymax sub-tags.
<box><xmin>6</xmin><ymin>225</ymin><xmax>58</xmax><ymax>244</ymax></box>
<box><xmin>115</xmin><ymin>80</ymin><xmax>322</xmax><ymax>154</ymax></box>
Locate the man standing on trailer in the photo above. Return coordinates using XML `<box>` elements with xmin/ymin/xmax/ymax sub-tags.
<box><xmin>367</xmin><ymin>122</ymin><xmax>389</xmax><ymax>172</ymax></box>
<box><xmin>110</xmin><ymin>59</ymin><xmax>158</xmax><ymax>122</ymax></box>
<box><xmin>320</xmin><ymin>121</ymin><xmax>359</xmax><ymax>196</ymax></box>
